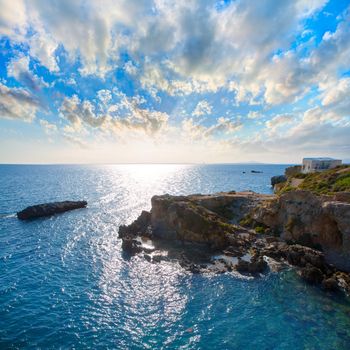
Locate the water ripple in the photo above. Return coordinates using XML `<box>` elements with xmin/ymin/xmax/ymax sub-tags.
<box><xmin>1</xmin><ymin>164</ymin><xmax>350</xmax><ymax>349</ymax></box>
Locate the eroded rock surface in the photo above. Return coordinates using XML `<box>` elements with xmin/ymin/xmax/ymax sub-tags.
<box><xmin>118</xmin><ymin>191</ymin><xmax>350</xmax><ymax>294</ymax></box>
<box><xmin>252</xmin><ymin>190</ymin><xmax>350</xmax><ymax>269</ymax></box>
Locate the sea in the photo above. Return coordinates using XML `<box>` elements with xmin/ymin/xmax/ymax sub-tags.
<box><xmin>1</xmin><ymin>164</ymin><xmax>350</xmax><ymax>349</ymax></box>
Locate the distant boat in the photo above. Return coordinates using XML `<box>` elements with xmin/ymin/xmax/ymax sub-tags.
<box><xmin>251</xmin><ymin>170</ymin><xmax>263</xmax><ymax>173</ymax></box>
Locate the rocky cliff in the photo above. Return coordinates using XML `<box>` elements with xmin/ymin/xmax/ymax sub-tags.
<box><xmin>150</xmin><ymin>192</ymin><xmax>274</xmax><ymax>246</ymax></box>
<box><xmin>118</xmin><ymin>190</ymin><xmax>350</xmax><ymax>293</ymax></box>
<box><xmin>251</xmin><ymin>191</ymin><xmax>350</xmax><ymax>270</ymax></box>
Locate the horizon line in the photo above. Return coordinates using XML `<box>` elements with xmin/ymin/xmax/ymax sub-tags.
<box><xmin>0</xmin><ymin>162</ymin><xmax>296</xmax><ymax>166</ymax></box>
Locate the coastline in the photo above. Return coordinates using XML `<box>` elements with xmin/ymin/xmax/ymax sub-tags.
<box><xmin>119</xmin><ymin>167</ymin><xmax>350</xmax><ymax>294</ymax></box>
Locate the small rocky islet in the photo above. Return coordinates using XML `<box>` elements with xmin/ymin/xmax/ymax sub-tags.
<box><xmin>119</xmin><ymin>165</ymin><xmax>350</xmax><ymax>294</ymax></box>
<box><xmin>17</xmin><ymin>201</ymin><xmax>88</xmax><ymax>220</ymax></box>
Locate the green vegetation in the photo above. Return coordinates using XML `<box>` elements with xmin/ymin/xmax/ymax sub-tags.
<box><xmin>239</xmin><ymin>215</ymin><xmax>253</xmax><ymax>227</ymax></box>
<box><xmin>333</xmin><ymin>174</ymin><xmax>350</xmax><ymax>191</ymax></box>
<box><xmin>255</xmin><ymin>225</ymin><xmax>266</xmax><ymax>234</ymax></box>
<box><xmin>239</xmin><ymin>215</ymin><xmax>270</xmax><ymax>235</ymax></box>
<box><xmin>278</xmin><ymin>185</ymin><xmax>294</xmax><ymax>194</ymax></box>
<box><xmin>277</xmin><ymin>165</ymin><xmax>350</xmax><ymax>195</ymax></box>
<box><xmin>293</xmin><ymin>173</ymin><xmax>308</xmax><ymax>179</ymax></box>
<box><xmin>218</xmin><ymin>221</ymin><xmax>235</xmax><ymax>231</ymax></box>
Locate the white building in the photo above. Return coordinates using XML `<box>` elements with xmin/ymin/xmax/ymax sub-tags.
<box><xmin>302</xmin><ymin>157</ymin><xmax>342</xmax><ymax>173</ymax></box>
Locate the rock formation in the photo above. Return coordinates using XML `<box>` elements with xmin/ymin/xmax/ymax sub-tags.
<box><xmin>271</xmin><ymin>175</ymin><xmax>287</xmax><ymax>187</ymax></box>
<box><xmin>252</xmin><ymin>190</ymin><xmax>350</xmax><ymax>270</ymax></box>
<box><xmin>118</xmin><ymin>190</ymin><xmax>350</xmax><ymax>293</ymax></box>
<box><xmin>17</xmin><ymin>201</ymin><xmax>87</xmax><ymax>220</ymax></box>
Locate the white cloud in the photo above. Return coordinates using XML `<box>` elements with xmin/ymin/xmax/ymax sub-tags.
<box><xmin>1</xmin><ymin>0</ymin><xmax>349</xmax><ymax>164</ymax></box>
<box><xmin>124</xmin><ymin>61</ymin><xmax>138</xmax><ymax>75</ymax></box>
<box><xmin>0</xmin><ymin>0</ymin><xmax>27</xmax><ymax>39</ymax></box>
<box><xmin>7</xmin><ymin>55</ymin><xmax>48</xmax><ymax>90</ymax></box>
<box><xmin>29</xmin><ymin>32</ymin><xmax>59</xmax><ymax>72</ymax></box>
<box><xmin>21</xmin><ymin>0</ymin><xmax>151</xmax><ymax>76</ymax></box>
<box><xmin>0</xmin><ymin>0</ymin><xmax>336</xmax><ymax>91</ymax></box>
<box><xmin>182</xmin><ymin>116</ymin><xmax>242</xmax><ymax>141</ymax></box>
<box><xmin>265</xmin><ymin>114</ymin><xmax>295</xmax><ymax>134</ymax></box>
<box><xmin>59</xmin><ymin>95</ymin><xmax>105</xmax><ymax>132</ymax></box>
<box><xmin>320</xmin><ymin>77</ymin><xmax>350</xmax><ymax>111</ymax></box>
<box><xmin>247</xmin><ymin>111</ymin><xmax>262</xmax><ymax>119</ymax></box>
<box><xmin>97</xmin><ymin>89</ymin><xmax>112</xmax><ymax>106</ymax></box>
<box><xmin>192</xmin><ymin>100</ymin><xmax>212</xmax><ymax>117</ymax></box>
<box><xmin>40</xmin><ymin>119</ymin><xmax>57</xmax><ymax>134</ymax></box>
<box><xmin>0</xmin><ymin>83</ymin><xmax>39</xmax><ymax>122</ymax></box>
<box><xmin>140</xmin><ymin>63</ymin><xmax>209</xmax><ymax>96</ymax></box>
<box><xmin>63</xmin><ymin>134</ymin><xmax>89</xmax><ymax>148</ymax></box>
<box><xmin>59</xmin><ymin>92</ymin><xmax>169</xmax><ymax>138</ymax></box>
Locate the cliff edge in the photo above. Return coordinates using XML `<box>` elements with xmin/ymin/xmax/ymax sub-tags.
<box><xmin>119</xmin><ymin>189</ymin><xmax>350</xmax><ymax>293</ymax></box>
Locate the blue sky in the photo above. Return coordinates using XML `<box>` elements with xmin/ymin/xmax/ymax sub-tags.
<box><xmin>0</xmin><ymin>0</ymin><xmax>349</xmax><ymax>163</ymax></box>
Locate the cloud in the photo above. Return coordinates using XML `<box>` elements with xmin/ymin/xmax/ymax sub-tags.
<box><xmin>0</xmin><ymin>83</ymin><xmax>40</xmax><ymax>122</ymax></box>
<box><xmin>20</xmin><ymin>0</ymin><xmax>151</xmax><ymax>76</ymax></box>
<box><xmin>124</xmin><ymin>61</ymin><xmax>138</xmax><ymax>75</ymax></box>
<box><xmin>182</xmin><ymin>116</ymin><xmax>242</xmax><ymax>141</ymax></box>
<box><xmin>63</xmin><ymin>134</ymin><xmax>89</xmax><ymax>148</ymax></box>
<box><xmin>39</xmin><ymin>119</ymin><xmax>57</xmax><ymax>134</ymax></box>
<box><xmin>140</xmin><ymin>62</ymin><xmax>217</xmax><ymax>96</ymax></box>
<box><xmin>108</xmin><ymin>102</ymin><xmax>169</xmax><ymax>138</ymax></box>
<box><xmin>192</xmin><ymin>100</ymin><xmax>212</xmax><ymax>117</ymax></box>
<box><xmin>0</xmin><ymin>0</ymin><xmax>26</xmax><ymax>39</ymax></box>
<box><xmin>97</xmin><ymin>89</ymin><xmax>112</xmax><ymax>106</ymax></box>
<box><xmin>59</xmin><ymin>95</ymin><xmax>106</xmax><ymax>132</ymax></box>
<box><xmin>247</xmin><ymin>111</ymin><xmax>262</xmax><ymax>119</ymax></box>
<box><xmin>206</xmin><ymin>117</ymin><xmax>243</xmax><ymax>136</ymax></box>
<box><xmin>265</xmin><ymin>114</ymin><xmax>295</xmax><ymax>134</ymax></box>
<box><xmin>319</xmin><ymin>77</ymin><xmax>350</xmax><ymax>116</ymax></box>
<box><xmin>152</xmin><ymin>0</ymin><xmax>327</xmax><ymax>95</ymax></box>
<box><xmin>133</xmin><ymin>0</ymin><xmax>332</xmax><ymax>102</ymax></box>
<box><xmin>221</xmin><ymin>114</ymin><xmax>350</xmax><ymax>162</ymax></box>
<box><xmin>277</xmin><ymin>117</ymin><xmax>350</xmax><ymax>155</ymax></box>
<box><xmin>59</xmin><ymin>92</ymin><xmax>169</xmax><ymax>138</ymax></box>
<box><xmin>253</xmin><ymin>5</ymin><xmax>350</xmax><ymax>105</ymax></box>
<box><xmin>29</xmin><ymin>32</ymin><xmax>59</xmax><ymax>72</ymax></box>
<box><xmin>7</xmin><ymin>55</ymin><xmax>48</xmax><ymax>91</ymax></box>
<box><xmin>296</xmin><ymin>77</ymin><xmax>350</xmax><ymax>127</ymax></box>
<box><xmin>0</xmin><ymin>0</ymin><xmax>335</xmax><ymax>97</ymax></box>
<box><xmin>1</xmin><ymin>0</ymin><xmax>349</xmax><ymax>164</ymax></box>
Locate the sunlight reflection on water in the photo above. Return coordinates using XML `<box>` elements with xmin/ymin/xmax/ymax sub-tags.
<box><xmin>1</xmin><ymin>164</ymin><xmax>350</xmax><ymax>349</ymax></box>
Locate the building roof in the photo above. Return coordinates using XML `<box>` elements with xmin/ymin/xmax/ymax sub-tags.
<box><xmin>303</xmin><ymin>157</ymin><xmax>341</xmax><ymax>161</ymax></box>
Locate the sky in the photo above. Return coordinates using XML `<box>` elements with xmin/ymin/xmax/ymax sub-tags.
<box><xmin>0</xmin><ymin>0</ymin><xmax>349</xmax><ymax>164</ymax></box>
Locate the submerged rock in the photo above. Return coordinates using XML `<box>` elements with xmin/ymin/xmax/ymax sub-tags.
<box><xmin>322</xmin><ymin>277</ymin><xmax>339</xmax><ymax>291</ymax></box>
<box><xmin>121</xmin><ymin>237</ymin><xmax>142</xmax><ymax>255</ymax></box>
<box><xmin>17</xmin><ymin>200</ymin><xmax>87</xmax><ymax>220</ymax></box>
<box><xmin>300</xmin><ymin>265</ymin><xmax>324</xmax><ymax>284</ymax></box>
<box><xmin>236</xmin><ymin>256</ymin><xmax>267</xmax><ymax>274</ymax></box>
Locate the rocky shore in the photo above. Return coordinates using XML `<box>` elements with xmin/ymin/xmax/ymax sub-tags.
<box><xmin>119</xmin><ymin>189</ymin><xmax>350</xmax><ymax>294</ymax></box>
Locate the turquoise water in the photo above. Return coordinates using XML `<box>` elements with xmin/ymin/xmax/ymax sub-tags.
<box><xmin>1</xmin><ymin>164</ymin><xmax>350</xmax><ymax>349</ymax></box>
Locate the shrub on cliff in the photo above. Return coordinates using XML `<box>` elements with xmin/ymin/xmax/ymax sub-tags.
<box><xmin>277</xmin><ymin>165</ymin><xmax>350</xmax><ymax>195</ymax></box>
